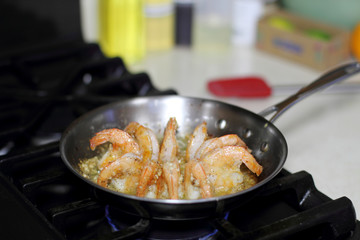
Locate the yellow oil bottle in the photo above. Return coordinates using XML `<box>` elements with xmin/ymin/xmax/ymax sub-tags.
<box><xmin>144</xmin><ymin>0</ymin><xmax>174</xmax><ymax>51</ymax></box>
<box><xmin>98</xmin><ymin>0</ymin><xmax>145</xmax><ymax>64</ymax></box>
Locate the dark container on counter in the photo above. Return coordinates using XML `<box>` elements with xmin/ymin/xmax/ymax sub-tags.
<box><xmin>175</xmin><ymin>0</ymin><xmax>193</xmax><ymax>46</ymax></box>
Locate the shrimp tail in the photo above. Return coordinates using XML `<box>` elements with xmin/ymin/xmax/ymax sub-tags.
<box><xmin>136</xmin><ymin>161</ymin><xmax>159</xmax><ymax>197</ymax></box>
<box><xmin>163</xmin><ymin>161</ymin><xmax>180</xmax><ymax>199</ymax></box>
<box><xmin>192</xmin><ymin>161</ymin><xmax>213</xmax><ymax>198</ymax></box>
<box><xmin>185</xmin><ymin>160</ymin><xmax>213</xmax><ymax>199</ymax></box>
<box><xmin>97</xmin><ymin>153</ymin><xmax>141</xmax><ymax>188</ymax></box>
<box><xmin>159</xmin><ymin>117</ymin><xmax>180</xmax><ymax>199</ymax></box>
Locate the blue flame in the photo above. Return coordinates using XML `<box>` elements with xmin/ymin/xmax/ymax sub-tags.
<box><xmin>105</xmin><ymin>205</ymin><xmax>120</xmax><ymax>232</ymax></box>
<box><xmin>199</xmin><ymin>212</ymin><xmax>230</xmax><ymax>240</ymax></box>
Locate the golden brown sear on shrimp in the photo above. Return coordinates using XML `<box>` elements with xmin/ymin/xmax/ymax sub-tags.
<box><xmin>79</xmin><ymin>118</ymin><xmax>262</xmax><ymax>199</ymax></box>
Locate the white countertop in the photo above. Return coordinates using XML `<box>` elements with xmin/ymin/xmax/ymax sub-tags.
<box><xmin>130</xmin><ymin>45</ymin><xmax>360</xmax><ymax>215</ymax></box>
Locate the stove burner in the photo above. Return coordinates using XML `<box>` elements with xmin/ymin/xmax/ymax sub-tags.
<box><xmin>105</xmin><ymin>206</ymin><xmax>215</xmax><ymax>240</ymax></box>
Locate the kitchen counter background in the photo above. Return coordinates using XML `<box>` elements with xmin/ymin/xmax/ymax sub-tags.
<box><xmin>130</xmin><ymin>46</ymin><xmax>360</xmax><ymax>216</ymax></box>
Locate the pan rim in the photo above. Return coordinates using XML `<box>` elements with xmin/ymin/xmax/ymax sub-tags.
<box><xmin>59</xmin><ymin>95</ymin><xmax>287</xmax><ymax>205</ymax></box>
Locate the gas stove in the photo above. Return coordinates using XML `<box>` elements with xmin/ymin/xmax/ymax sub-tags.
<box><xmin>1</xmin><ymin>143</ymin><xmax>359</xmax><ymax>239</ymax></box>
<box><xmin>0</xmin><ymin>0</ymin><xmax>359</xmax><ymax>239</ymax></box>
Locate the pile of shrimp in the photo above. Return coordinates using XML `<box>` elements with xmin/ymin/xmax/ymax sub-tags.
<box><xmin>79</xmin><ymin>117</ymin><xmax>263</xmax><ymax>200</ymax></box>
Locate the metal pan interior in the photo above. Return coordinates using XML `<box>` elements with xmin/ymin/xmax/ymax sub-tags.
<box><xmin>60</xmin><ymin>95</ymin><xmax>287</xmax><ymax>205</ymax></box>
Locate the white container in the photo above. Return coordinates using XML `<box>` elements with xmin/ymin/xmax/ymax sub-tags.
<box><xmin>80</xmin><ymin>0</ymin><xmax>98</xmax><ymax>42</ymax></box>
<box><xmin>231</xmin><ymin>0</ymin><xmax>264</xmax><ymax>46</ymax></box>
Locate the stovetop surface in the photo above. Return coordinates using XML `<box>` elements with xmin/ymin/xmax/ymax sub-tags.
<box><xmin>0</xmin><ymin>42</ymin><xmax>358</xmax><ymax>239</ymax></box>
<box><xmin>0</xmin><ymin>1</ymin><xmax>359</xmax><ymax>239</ymax></box>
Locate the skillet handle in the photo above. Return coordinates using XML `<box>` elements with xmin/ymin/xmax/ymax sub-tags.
<box><xmin>259</xmin><ymin>62</ymin><xmax>360</xmax><ymax>123</ymax></box>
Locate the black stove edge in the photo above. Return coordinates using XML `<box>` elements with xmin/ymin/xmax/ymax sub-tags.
<box><xmin>0</xmin><ymin>172</ymin><xmax>64</xmax><ymax>240</ymax></box>
<box><xmin>211</xmin><ymin>197</ymin><xmax>359</xmax><ymax>240</ymax></box>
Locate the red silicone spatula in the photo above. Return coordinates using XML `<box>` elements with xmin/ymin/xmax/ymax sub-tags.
<box><xmin>207</xmin><ymin>76</ymin><xmax>272</xmax><ymax>98</ymax></box>
<box><xmin>207</xmin><ymin>76</ymin><xmax>360</xmax><ymax>98</ymax></box>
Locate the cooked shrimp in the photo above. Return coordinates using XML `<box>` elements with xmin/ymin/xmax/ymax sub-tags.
<box><xmin>184</xmin><ymin>122</ymin><xmax>211</xmax><ymax>199</ymax></box>
<box><xmin>96</xmin><ymin>143</ymin><xmax>114</xmax><ymax>169</ymax></box>
<box><xmin>81</xmin><ymin>118</ymin><xmax>263</xmax><ymax>200</ymax></box>
<box><xmin>201</xmin><ymin>146</ymin><xmax>262</xmax><ymax>196</ymax></box>
<box><xmin>90</xmin><ymin>128</ymin><xmax>141</xmax><ymax>169</ymax></box>
<box><xmin>124</xmin><ymin>122</ymin><xmax>161</xmax><ymax>198</ymax></box>
<box><xmin>185</xmin><ymin>121</ymin><xmax>208</xmax><ymax>162</ymax></box>
<box><xmin>97</xmin><ymin>153</ymin><xmax>142</xmax><ymax>195</ymax></box>
<box><xmin>125</xmin><ymin>122</ymin><xmax>159</xmax><ymax>164</ymax></box>
<box><xmin>159</xmin><ymin>117</ymin><xmax>181</xmax><ymax>199</ymax></box>
<box><xmin>194</xmin><ymin>134</ymin><xmax>247</xmax><ymax>160</ymax></box>
<box><xmin>203</xmin><ymin>145</ymin><xmax>262</xmax><ymax>176</ymax></box>
<box><xmin>90</xmin><ymin>128</ymin><xmax>141</xmax><ymax>153</ymax></box>
<box><xmin>184</xmin><ymin>160</ymin><xmax>213</xmax><ymax>199</ymax></box>
<box><xmin>154</xmin><ymin>174</ymin><xmax>170</xmax><ymax>199</ymax></box>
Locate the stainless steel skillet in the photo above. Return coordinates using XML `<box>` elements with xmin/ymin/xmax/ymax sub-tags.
<box><xmin>60</xmin><ymin>62</ymin><xmax>360</xmax><ymax>220</ymax></box>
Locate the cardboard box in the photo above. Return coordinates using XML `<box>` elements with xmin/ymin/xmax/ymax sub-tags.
<box><xmin>256</xmin><ymin>10</ymin><xmax>351</xmax><ymax>71</ymax></box>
